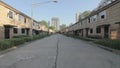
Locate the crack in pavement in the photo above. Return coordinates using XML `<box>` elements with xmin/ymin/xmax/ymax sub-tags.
<box><xmin>52</xmin><ymin>35</ymin><xmax>59</xmax><ymax>68</ymax></box>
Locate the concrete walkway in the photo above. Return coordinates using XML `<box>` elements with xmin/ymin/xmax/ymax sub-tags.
<box><xmin>0</xmin><ymin>34</ymin><xmax>120</xmax><ymax>68</ymax></box>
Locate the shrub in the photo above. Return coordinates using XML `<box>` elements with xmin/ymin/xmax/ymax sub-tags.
<box><xmin>64</xmin><ymin>34</ymin><xmax>93</xmax><ymax>41</ymax></box>
<box><xmin>0</xmin><ymin>35</ymin><xmax>48</xmax><ymax>51</ymax></box>
<box><xmin>87</xmin><ymin>35</ymin><xmax>102</xmax><ymax>39</ymax></box>
<box><xmin>94</xmin><ymin>39</ymin><xmax>120</xmax><ymax>50</ymax></box>
<box><xmin>13</xmin><ymin>35</ymin><xmax>29</xmax><ymax>38</ymax></box>
<box><xmin>0</xmin><ymin>40</ymin><xmax>14</xmax><ymax>50</ymax></box>
<box><xmin>10</xmin><ymin>38</ymin><xmax>25</xmax><ymax>46</ymax></box>
<box><xmin>23</xmin><ymin>37</ymin><xmax>33</xmax><ymax>42</ymax></box>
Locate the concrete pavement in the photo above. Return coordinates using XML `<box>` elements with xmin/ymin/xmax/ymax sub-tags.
<box><xmin>0</xmin><ymin>34</ymin><xmax>120</xmax><ymax>68</ymax></box>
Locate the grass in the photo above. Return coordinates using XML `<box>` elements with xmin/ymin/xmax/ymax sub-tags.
<box><xmin>64</xmin><ymin>34</ymin><xmax>93</xmax><ymax>41</ymax></box>
<box><xmin>64</xmin><ymin>34</ymin><xmax>120</xmax><ymax>50</ymax></box>
<box><xmin>0</xmin><ymin>35</ymin><xmax>49</xmax><ymax>51</ymax></box>
<box><xmin>94</xmin><ymin>39</ymin><xmax>120</xmax><ymax>50</ymax></box>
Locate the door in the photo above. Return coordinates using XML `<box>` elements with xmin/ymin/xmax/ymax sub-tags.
<box><xmin>86</xmin><ymin>28</ymin><xmax>89</xmax><ymax>37</ymax></box>
<box><xmin>81</xmin><ymin>29</ymin><xmax>83</xmax><ymax>36</ymax></box>
<box><xmin>26</xmin><ymin>29</ymin><xmax>29</xmax><ymax>35</ymax></box>
<box><xmin>4</xmin><ymin>26</ymin><xmax>10</xmax><ymax>39</ymax></box>
<box><xmin>104</xmin><ymin>26</ymin><xmax>109</xmax><ymax>38</ymax></box>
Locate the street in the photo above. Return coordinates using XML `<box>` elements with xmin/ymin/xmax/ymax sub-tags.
<box><xmin>0</xmin><ymin>34</ymin><xmax>120</xmax><ymax>68</ymax></box>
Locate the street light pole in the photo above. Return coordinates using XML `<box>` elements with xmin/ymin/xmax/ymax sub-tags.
<box><xmin>30</xmin><ymin>0</ymin><xmax>58</xmax><ymax>36</ymax></box>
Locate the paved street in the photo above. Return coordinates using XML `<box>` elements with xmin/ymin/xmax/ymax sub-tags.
<box><xmin>0</xmin><ymin>34</ymin><xmax>120</xmax><ymax>68</ymax></box>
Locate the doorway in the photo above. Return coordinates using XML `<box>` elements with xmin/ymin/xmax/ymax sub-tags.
<box><xmin>4</xmin><ymin>26</ymin><xmax>10</xmax><ymax>39</ymax></box>
<box><xmin>104</xmin><ymin>26</ymin><xmax>109</xmax><ymax>38</ymax></box>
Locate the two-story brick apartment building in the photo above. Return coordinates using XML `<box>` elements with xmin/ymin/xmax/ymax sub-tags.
<box><xmin>67</xmin><ymin>0</ymin><xmax>120</xmax><ymax>39</ymax></box>
<box><xmin>0</xmin><ymin>1</ymin><xmax>49</xmax><ymax>40</ymax></box>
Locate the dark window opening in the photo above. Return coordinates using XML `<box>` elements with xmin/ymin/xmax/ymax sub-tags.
<box><xmin>96</xmin><ymin>27</ymin><xmax>101</xmax><ymax>33</ymax></box>
<box><xmin>21</xmin><ymin>28</ymin><xmax>25</xmax><ymax>34</ymax></box>
<box><xmin>90</xmin><ymin>29</ymin><xmax>93</xmax><ymax>33</ymax></box>
<box><xmin>101</xmin><ymin>15</ymin><xmax>105</xmax><ymax>19</ymax></box>
<box><xmin>88</xmin><ymin>18</ymin><xmax>90</xmax><ymax>23</ymax></box>
<box><xmin>24</xmin><ymin>18</ymin><xmax>26</xmax><ymax>23</ymax></box>
<box><xmin>13</xmin><ymin>28</ymin><xmax>18</xmax><ymax>34</ymax></box>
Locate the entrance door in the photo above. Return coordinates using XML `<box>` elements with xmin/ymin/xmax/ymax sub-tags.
<box><xmin>104</xmin><ymin>26</ymin><xmax>109</xmax><ymax>38</ymax></box>
<box><xmin>4</xmin><ymin>26</ymin><xmax>10</xmax><ymax>39</ymax></box>
<box><xmin>86</xmin><ymin>28</ymin><xmax>89</xmax><ymax>37</ymax></box>
<box><xmin>26</xmin><ymin>29</ymin><xmax>29</xmax><ymax>36</ymax></box>
<box><xmin>81</xmin><ymin>29</ymin><xmax>83</xmax><ymax>36</ymax></box>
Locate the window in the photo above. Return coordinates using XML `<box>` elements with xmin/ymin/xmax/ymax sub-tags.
<box><xmin>24</xmin><ymin>18</ymin><xmax>27</xmax><ymax>23</ymax></box>
<box><xmin>93</xmin><ymin>15</ymin><xmax>97</xmax><ymax>22</ymax></box>
<box><xmin>21</xmin><ymin>28</ymin><xmax>25</xmax><ymax>34</ymax></box>
<box><xmin>96</xmin><ymin>27</ymin><xmax>101</xmax><ymax>33</ymax></box>
<box><xmin>80</xmin><ymin>22</ymin><xmax>82</xmax><ymax>26</ymax></box>
<box><xmin>87</xmin><ymin>18</ymin><xmax>91</xmax><ymax>23</ymax></box>
<box><xmin>90</xmin><ymin>29</ymin><xmax>93</xmax><ymax>33</ymax></box>
<box><xmin>13</xmin><ymin>28</ymin><xmax>18</xmax><ymax>34</ymax></box>
<box><xmin>100</xmin><ymin>11</ymin><xmax>106</xmax><ymax>19</ymax></box>
<box><xmin>18</xmin><ymin>14</ymin><xmax>22</xmax><ymax>21</ymax></box>
<box><xmin>33</xmin><ymin>22</ymin><xmax>35</xmax><ymax>26</ymax></box>
<box><xmin>8</xmin><ymin>11</ymin><xmax>13</xmax><ymax>19</ymax></box>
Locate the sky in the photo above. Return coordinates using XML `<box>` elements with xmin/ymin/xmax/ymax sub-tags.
<box><xmin>2</xmin><ymin>0</ymin><xmax>101</xmax><ymax>26</ymax></box>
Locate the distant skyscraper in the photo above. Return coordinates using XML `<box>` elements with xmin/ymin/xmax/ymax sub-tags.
<box><xmin>76</xmin><ymin>12</ymin><xmax>80</xmax><ymax>22</ymax></box>
<box><xmin>51</xmin><ymin>17</ymin><xmax>60</xmax><ymax>31</ymax></box>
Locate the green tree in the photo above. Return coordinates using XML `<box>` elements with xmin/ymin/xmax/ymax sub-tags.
<box><xmin>60</xmin><ymin>24</ymin><xmax>66</xmax><ymax>30</ymax></box>
<box><xmin>81</xmin><ymin>10</ymin><xmax>91</xmax><ymax>18</ymax></box>
<box><xmin>49</xmin><ymin>26</ymin><xmax>55</xmax><ymax>30</ymax></box>
<box><xmin>39</xmin><ymin>20</ymin><xmax>49</xmax><ymax>28</ymax></box>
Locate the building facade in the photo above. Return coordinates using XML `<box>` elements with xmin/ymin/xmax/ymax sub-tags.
<box><xmin>51</xmin><ymin>17</ymin><xmax>60</xmax><ymax>31</ymax></box>
<box><xmin>76</xmin><ymin>12</ymin><xmax>80</xmax><ymax>22</ymax></box>
<box><xmin>0</xmin><ymin>1</ymin><xmax>49</xmax><ymax>41</ymax></box>
<box><xmin>67</xmin><ymin>0</ymin><xmax>120</xmax><ymax>39</ymax></box>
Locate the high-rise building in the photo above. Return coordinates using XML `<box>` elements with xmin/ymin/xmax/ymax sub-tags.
<box><xmin>51</xmin><ymin>17</ymin><xmax>60</xmax><ymax>31</ymax></box>
<box><xmin>76</xmin><ymin>12</ymin><xmax>80</xmax><ymax>22</ymax></box>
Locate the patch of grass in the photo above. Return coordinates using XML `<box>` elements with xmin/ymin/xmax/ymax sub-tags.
<box><xmin>94</xmin><ymin>39</ymin><xmax>120</xmax><ymax>50</ymax></box>
<box><xmin>64</xmin><ymin>34</ymin><xmax>93</xmax><ymax>41</ymax></box>
<box><xmin>13</xmin><ymin>35</ymin><xmax>29</xmax><ymax>38</ymax></box>
<box><xmin>0</xmin><ymin>40</ymin><xmax>14</xmax><ymax>50</ymax></box>
<box><xmin>87</xmin><ymin>35</ymin><xmax>102</xmax><ymax>39</ymax></box>
<box><xmin>64</xmin><ymin>34</ymin><xmax>120</xmax><ymax>50</ymax></box>
<box><xmin>0</xmin><ymin>35</ymin><xmax>49</xmax><ymax>51</ymax></box>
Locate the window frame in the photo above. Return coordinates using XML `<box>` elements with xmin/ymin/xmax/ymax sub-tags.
<box><xmin>21</xmin><ymin>28</ymin><xmax>25</xmax><ymax>34</ymax></box>
<box><xmin>96</xmin><ymin>27</ymin><xmax>101</xmax><ymax>33</ymax></box>
<box><xmin>8</xmin><ymin>11</ymin><xmax>14</xmax><ymax>19</ymax></box>
<box><xmin>90</xmin><ymin>29</ymin><xmax>93</xmax><ymax>33</ymax></box>
<box><xmin>13</xmin><ymin>28</ymin><xmax>18</xmax><ymax>34</ymax></box>
<box><xmin>99</xmin><ymin>10</ymin><xmax>106</xmax><ymax>20</ymax></box>
<box><xmin>18</xmin><ymin>14</ymin><xmax>22</xmax><ymax>21</ymax></box>
<box><xmin>93</xmin><ymin>15</ymin><xmax>97</xmax><ymax>22</ymax></box>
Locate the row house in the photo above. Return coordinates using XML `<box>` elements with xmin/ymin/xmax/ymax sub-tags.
<box><xmin>67</xmin><ymin>0</ymin><xmax>120</xmax><ymax>39</ymax></box>
<box><xmin>0</xmin><ymin>1</ymin><xmax>49</xmax><ymax>40</ymax></box>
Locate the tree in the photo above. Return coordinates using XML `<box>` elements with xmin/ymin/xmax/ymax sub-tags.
<box><xmin>81</xmin><ymin>10</ymin><xmax>91</xmax><ymax>18</ymax></box>
<box><xmin>99</xmin><ymin>0</ymin><xmax>115</xmax><ymax>7</ymax></box>
<box><xmin>39</xmin><ymin>20</ymin><xmax>49</xmax><ymax>28</ymax></box>
<box><xmin>49</xmin><ymin>26</ymin><xmax>55</xmax><ymax>30</ymax></box>
<box><xmin>60</xmin><ymin>24</ymin><xmax>66</xmax><ymax>30</ymax></box>
<box><xmin>79</xmin><ymin>10</ymin><xmax>91</xmax><ymax>20</ymax></box>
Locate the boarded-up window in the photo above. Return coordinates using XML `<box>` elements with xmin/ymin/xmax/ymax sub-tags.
<box><xmin>110</xmin><ymin>30</ymin><xmax>117</xmax><ymax>39</ymax></box>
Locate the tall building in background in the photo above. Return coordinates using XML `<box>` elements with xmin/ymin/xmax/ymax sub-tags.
<box><xmin>51</xmin><ymin>17</ymin><xmax>60</xmax><ymax>31</ymax></box>
<box><xmin>76</xmin><ymin>12</ymin><xmax>80</xmax><ymax>22</ymax></box>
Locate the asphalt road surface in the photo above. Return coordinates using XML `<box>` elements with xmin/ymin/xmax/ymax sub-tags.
<box><xmin>0</xmin><ymin>34</ymin><xmax>120</xmax><ymax>68</ymax></box>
